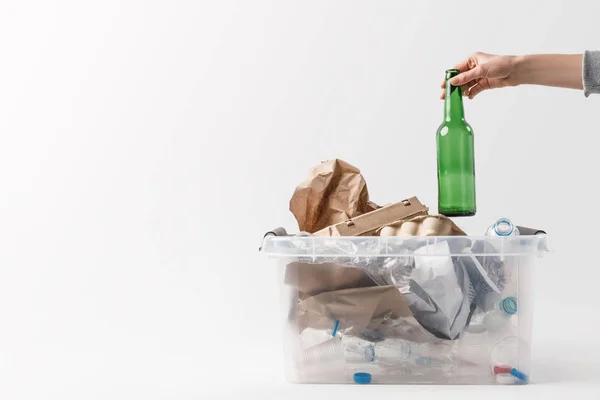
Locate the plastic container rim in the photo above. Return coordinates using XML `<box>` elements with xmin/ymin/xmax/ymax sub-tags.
<box><xmin>260</xmin><ymin>235</ymin><xmax>549</xmax><ymax>258</ymax></box>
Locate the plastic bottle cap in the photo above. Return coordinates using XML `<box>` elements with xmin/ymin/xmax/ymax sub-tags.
<box><xmin>496</xmin><ymin>373</ymin><xmax>517</xmax><ymax>384</ymax></box>
<box><xmin>501</xmin><ymin>297</ymin><xmax>518</xmax><ymax>315</ymax></box>
<box><xmin>510</xmin><ymin>368</ymin><xmax>529</xmax><ymax>383</ymax></box>
<box><xmin>353</xmin><ymin>372</ymin><xmax>372</xmax><ymax>384</ymax></box>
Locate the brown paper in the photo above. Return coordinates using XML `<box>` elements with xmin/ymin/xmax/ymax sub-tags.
<box><xmin>379</xmin><ymin>214</ymin><xmax>466</xmax><ymax>236</ymax></box>
<box><xmin>289</xmin><ymin>159</ymin><xmax>373</xmax><ymax>233</ymax></box>
<box><xmin>297</xmin><ymin>286</ymin><xmax>413</xmax><ymax>332</ymax></box>
<box><xmin>284</xmin><ymin>262</ymin><xmax>377</xmax><ymax>296</ymax></box>
<box><xmin>312</xmin><ymin>197</ymin><xmax>429</xmax><ymax>236</ymax></box>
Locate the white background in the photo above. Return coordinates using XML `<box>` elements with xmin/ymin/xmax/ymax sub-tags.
<box><xmin>1</xmin><ymin>0</ymin><xmax>599</xmax><ymax>398</ymax></box>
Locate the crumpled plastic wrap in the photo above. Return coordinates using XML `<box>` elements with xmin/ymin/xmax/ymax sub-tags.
<box><xmin>284</xmin><ymin>236</ymin><xmax>505</xmax><ymax>341</ymax></box>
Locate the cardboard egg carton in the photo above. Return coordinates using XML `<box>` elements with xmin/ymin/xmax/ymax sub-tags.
<box><xmin>312</xmin><ymin>196</ymin><xmax>429</xmax><ymax>237</ymax></box>
<box><xmin>379</xmin><ymin>214</ymin><xmax>466</xmax><ymax>237</ymax></box>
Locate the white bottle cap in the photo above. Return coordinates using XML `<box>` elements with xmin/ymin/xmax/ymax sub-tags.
<box><xmin>496</xmin><ymin>373</ymin><xmax>517</xmax><ymax>384</ymax></box>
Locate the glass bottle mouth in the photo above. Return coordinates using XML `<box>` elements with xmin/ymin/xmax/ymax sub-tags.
<box><xmin>445</xmin><ymin>69</ymin><xmax>460</xmax><ymax>81</ymax></box>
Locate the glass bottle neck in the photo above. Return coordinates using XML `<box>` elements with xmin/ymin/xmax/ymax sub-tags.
<box><xmin>444</xmin><ymin>70</ymin><xmax>465</xmax><ymax>122</ymax></box>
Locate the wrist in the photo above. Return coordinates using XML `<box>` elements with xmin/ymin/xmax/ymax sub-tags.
<box><xmin>510</xmin><ymin>55</ymin><xmax>528</xmax><ymax>86</ymax></box>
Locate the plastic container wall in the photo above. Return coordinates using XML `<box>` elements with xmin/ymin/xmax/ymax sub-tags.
<box><xmin>262</xmin><ymin>235</ymin><xmax>548</xmax><ymax>385</ymax></box>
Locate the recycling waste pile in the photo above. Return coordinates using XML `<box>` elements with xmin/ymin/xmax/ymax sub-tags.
<box><xmin>260</xmin><ymin>159</ymin><xmax>549</xmax><ymax>385</ymax></box>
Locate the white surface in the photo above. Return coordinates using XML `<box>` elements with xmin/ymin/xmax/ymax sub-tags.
<box><xmin>1</xmin><ymin>0</ymin><xmax>599</xmax><ymax>399</ymax></box>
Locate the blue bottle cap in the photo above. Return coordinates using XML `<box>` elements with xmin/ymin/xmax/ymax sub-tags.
<box><xmin>353</xmin><ymin>372</ymin><xmax>372</xmax><ymax>384</ymax></box>
<box><xmin>501</xmin><ymin>297</ymin><xmax>518</xmax><ymax>315</ymax></box>
<box><xmin>510</xmin><ymin>368</ymin><xmax>529</xmax><ymax>383</ymax></box>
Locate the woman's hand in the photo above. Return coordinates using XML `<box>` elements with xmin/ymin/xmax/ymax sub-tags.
<box><xmin>440</xmin><ymin>52</ymin><xmax>519</xmax><ymax>99</ymax></box>
<box><xmin>440</xmin><ymin>52</ymin><xmax>584</xmax><ymax>99</ymax></box>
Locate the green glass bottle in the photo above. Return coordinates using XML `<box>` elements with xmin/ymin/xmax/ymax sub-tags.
<box><xmin>437</xmin><ymin>69</ymin><xmax>476</xmax><ymax>217</ymax></box>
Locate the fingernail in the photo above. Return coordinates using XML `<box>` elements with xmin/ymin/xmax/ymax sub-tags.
<box><xmin>450</xmin><ymin>77</ymin><xmax>459</xmax><ymax>85</ymax></box>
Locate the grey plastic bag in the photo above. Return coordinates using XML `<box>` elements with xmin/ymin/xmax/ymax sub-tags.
<box><xmin>402</xmin><ymin>241</ymin><xmax>475</xmax><ymax>340</ymax></box>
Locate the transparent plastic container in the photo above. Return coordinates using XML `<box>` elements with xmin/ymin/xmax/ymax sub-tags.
<box><xmin>261</xmin><ymin>235</ymin><xmax>548</xmax><ymax>385</ymax></box>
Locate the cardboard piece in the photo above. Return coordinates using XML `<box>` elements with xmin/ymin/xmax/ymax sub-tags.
<box><xmin>284</xmin><ymin>262</ymin><xmax>377</xmax><ymax>296</ymax></box>
<box><xmin>313</xmin><ymin>197</ymin><xmax>429</xmax><ymax>237</ymax></box>
<box><xmin>379</xmin><ymin>214</ymin><xmax>466</xmax><ymax>236</ymax></box>
<box><xmin>297</xmin><ymin>286</ymin><xmax>413</xmax><ymax>332</ymax></box>
<box><xmin>289</xmin><ymin>159</ymin><xmax>375</xmax><ymax>233</ymax></box>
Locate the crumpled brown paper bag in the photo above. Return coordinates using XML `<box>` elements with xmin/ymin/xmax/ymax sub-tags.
<box><xmin>284</xmin><ymin>262</ymin><xmax>377</xmax><ymax>296</ymax></box>
<box><xmin>297</xmin><ymin>286</ymin><xmax>413</xmax><ymax>332</ymax></box>
<box><xmin>289</xmin><ymin>159</ymin><xmax>376</xmax><ymax>233</ymax></box>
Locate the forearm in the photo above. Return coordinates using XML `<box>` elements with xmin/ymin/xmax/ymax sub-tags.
<box><xmin>512</xmin><ymin>54</ymin><xmax>583</xmax><ymax>90</ymax></box>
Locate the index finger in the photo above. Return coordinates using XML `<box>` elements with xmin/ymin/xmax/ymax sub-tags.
<box><xmin>452</xmin><ymin>58</ymin><xmax>471</xmax><ymax>73</ymax></box>
<box><xmin>440</xmin><ymin>58</ymin><xmax>471</xmax><ymax>88</ymax></box>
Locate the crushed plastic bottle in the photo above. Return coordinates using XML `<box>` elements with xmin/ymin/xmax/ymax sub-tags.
<box><xmin>480</xmin><ymin>217</ymin><xmax>519</xmax><ymax>282</ymax></box>
<box><xmin>297</xmin><ymin>337</ymin><xmax>346</xmax><ymax>382</ymax></box>
<box><xmin>483</xmin><ymin>296</ymin><xmax>518</xmax><ymax>333</ymax></box>
<box><xmin>362</xmin><ymin>338</ymin><xmax>413</xmax><ymax>364</ymax></box>
<box><xmin>345</xmin><ymin>337</ymin><xmax>456</xmax><ymax>375</ymax></box>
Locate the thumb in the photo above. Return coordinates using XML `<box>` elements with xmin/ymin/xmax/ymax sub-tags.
<box><xmin>450</xmin><ymin>66</ymin><xmax>485</xmax><ymax>86</ymax></box>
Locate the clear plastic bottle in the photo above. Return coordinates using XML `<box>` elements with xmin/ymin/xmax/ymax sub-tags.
<box><xmin>362</xmin><ymin>338</ymin><xmax>413</xmax><ymax>365</ymax></box>
<box><xmin>297</xmin><ymin>337</ymin><xmax>346</xmax><ymax>382</ymax></box>
<box><xmin>298</xmin><ymin>335</ymin><xmax>457</xmax><ymax>379</ymax></box>
<box><xmin>347</xmin><ymin>337</ymin><xmax>455</xmax><ymax>372</ymax></box>
<box><xmin>483</xmin><ymin>296</ymin><xmax>518</xmax><ymax>333</ymax></box>
<box><xmin>485</xmin><ymin>217</ymin><xmax>520</xmax><ymax>266</ymax></box>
